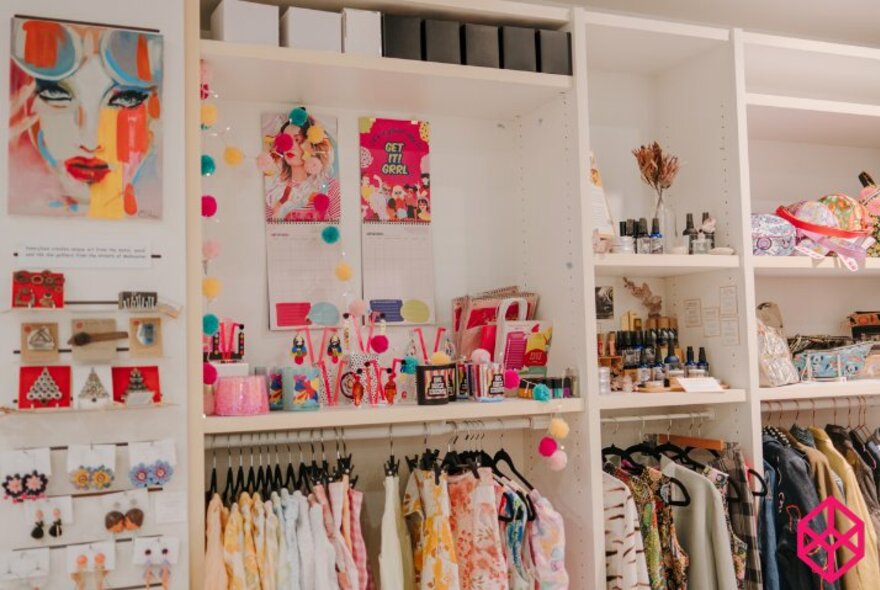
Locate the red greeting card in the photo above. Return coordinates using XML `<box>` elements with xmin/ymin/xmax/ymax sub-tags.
<box><xmin>111</xmin><ymin>366</ymin><xmax>161</xmax><ymax>405</ymax></box>
<box><xmin>12</xmin><ymin>271</ymin><xmax>65</xmax><ymax>309</ymax></box>
<box><xmin>18</xmin><ymin>366</ymin><xmax>71</xmax><ymax>409</ymax></box>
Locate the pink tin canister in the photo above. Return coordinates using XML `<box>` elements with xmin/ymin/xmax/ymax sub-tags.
<box><xmin>214</xmin><ymin>376</ymin><xmax>269</xmax><ymax>416</ymax></box>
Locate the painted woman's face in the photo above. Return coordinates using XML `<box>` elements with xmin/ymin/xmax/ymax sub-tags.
<box><xmin>33</xmin><ymin>56</ymin><xmax>151</xmax><ymax>202</ymax></box>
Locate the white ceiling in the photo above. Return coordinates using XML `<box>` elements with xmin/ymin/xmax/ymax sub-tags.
<box><xmin>553</xmin><ymin>0</ymin><xmax>880</xmax><ymax>47</ymax></box>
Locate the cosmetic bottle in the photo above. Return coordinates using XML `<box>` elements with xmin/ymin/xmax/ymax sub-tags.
<box><xmin>684</xmin><ymin>346</ymin><xmax>697</xmax><ymax>377</ymax></box>
<box><xmin>652</xmin><ymin>351</ymin><xmax>666</xmax><ymax>383</ymax></box>
<box><xmin>682</xmin><ymin>213</ymin><xmax>698</xmax><ymax>254</ymax></box>
<box><xmin>607</xmin><ymin>331</ymin><xmax>617</xmax><ymax>357</ymax></box>
<box><xmin>636</xmin><ymin>218</ymin><xmax>652</xmax><ymax>254</ymax></box>
<box><xmin>697</xmin><ymin>347</ymin><xmax>710</xmax><ymax>373</ymax></box>
<box><xmin>615</xmin><ymin>220</ymin><xmax>634</xmax><ymax>254</ymax></box>
<box><xmin>645</xmin><ymin>330</ymin><xmax>657</xmax><ymax>366</ymax></box>
<box><xmin>663</xmin><ymin>339</ymin><xmax>681</xmax><ymax>387</ymax></box>
<box><xmin>637</xmin><ymin>347</ymin><xmax>651</xmax><ymax>386</ymax></box>
<box><xmin>650</xmin><ymin>217</ymin><xmax>664</xmax><ymax>254</ymax></box>
<box><xmin>701</xmin><ymin>212</ymin><xmax>715</xmax><ymax>249</ymax></box>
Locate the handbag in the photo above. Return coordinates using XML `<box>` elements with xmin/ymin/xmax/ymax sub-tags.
<box><xmin>756</xmin><ymin>303</ymin><xmax>799</xmax><ymax>387</ymax></box>
<box><xmin>793</xmin><ymin>343</ymin><xmax>873</xmax><ymax>381</ymax></box>
<box><xmin>751</xmin><ymin>214</ymin><xmax>796</xmax><ymax>256</ymax></box>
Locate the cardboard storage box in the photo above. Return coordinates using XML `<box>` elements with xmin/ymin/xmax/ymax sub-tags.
<box><xmin>211</xmin><ymin>0</ymin><xmax>279</xmax><ymax>45</ymax></box>
<box><xmin>281</xmin><ymin>7</ymin><xmax>342</xmax><ymax>52</ymax></box>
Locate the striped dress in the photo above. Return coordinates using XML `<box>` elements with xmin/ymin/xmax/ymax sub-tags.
<box><xmin>604</xmin><ymin>472</ymin><xmax>651</xmax><ymax>590</ymax></box>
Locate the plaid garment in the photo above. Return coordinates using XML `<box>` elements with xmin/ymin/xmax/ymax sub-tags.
<box><xmin>712</xmin><ymin>443</ymin><xmax>763</xmax><ymax>590</ymax></box>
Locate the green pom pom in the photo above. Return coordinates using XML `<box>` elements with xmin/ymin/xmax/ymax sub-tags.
<box><xmin>203</xmin><ymin>313</ymin><xmax>220</xmax><ymax>336</ymax></box>
<box><xmin>201</xmin><ymin>154</ymin><xmax>216</xmax><ymax>176</ymax></box>
<box><xmin>402</xmin><ymin>356</ymin><xmax>419</xmax><ymax>375</ymax></box>
<box><xmin>321</xmin><ymin>226</ymin><xmax>340</xmax><ymax>244</ymax></box>
<box><xmin>289</xmin><ymin>107</ymin><xmax>308</xmax><ymax>127</ymax></box>
<box><xmin>533</xmin><ymin>383</ymin><xmax>551</xmax><ymax>402</ymax></box>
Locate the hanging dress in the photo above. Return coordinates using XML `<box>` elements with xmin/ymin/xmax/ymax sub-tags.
<box><xmin>527</xmin><ymin>489</ymin><xmax>569</xmax><ymax>590</ymax></box>
<box><xmin>206</xmin><ymin>494</ymin><xmax>229</xmax><ymax>590</ymax></box>
<box><xmin>310</xmin><ymin>496</ymin><xmax>342</xmax><ymax>590</ymax></box>
<box><xmin>294</xmin><ymin>491</ymin><xmax>315</xmax><ymax>590</ymax></box>
<box><xmin>223</xmin><ymin>502</ymin><xmax>247</xmax><ymax>590</ymax></box>
<box><xmin>419</xmin><ymin>470</ymin><xmax>461</xmax><ymax>590</ymax></box>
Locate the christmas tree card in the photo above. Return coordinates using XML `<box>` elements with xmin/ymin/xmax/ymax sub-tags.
<box><xmin>73</xmin><ymin>366</ymin><xmax>113</xmax><ymax>409</ymax></box>
<box><xmin>111</xmin><ymin>366</ymin><xmax>160</xmax><ymax>405</ymax></box>
<box><xmin>18</xmin><ymin>366</ymin><xmax>71</xmax><ymax>409</ymax></box>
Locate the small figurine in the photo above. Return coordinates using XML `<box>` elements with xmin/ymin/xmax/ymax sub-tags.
<box><xmin>291</xmin><ymin>334</ymin><xmax>307</xmax><ymax>365</ymax></box>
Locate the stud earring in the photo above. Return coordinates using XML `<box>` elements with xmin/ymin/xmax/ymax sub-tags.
<box><xmin>105</xmin><ymin>503</ymin><xmax>125</xmax><ymax>533</ymax></box>
<box><xmin>48</xmin><ymin>507</ymin><xmax>63</xmax><ymax>538</ymax></box>
<box><xmin>30</xmin><ymin>508</ymin><xmax>45</xmax><ymax>540</ymax></box>
<box><xmin>125</xmin><ymin>504</ymin><xmax>144</xmax><ymax>531</ymax></box>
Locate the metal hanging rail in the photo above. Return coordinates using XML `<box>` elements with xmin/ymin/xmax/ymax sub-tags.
<box><xmin>204</xmin><ymin>416</ymin><xmax>550</xmax><ymax>450</ymax></box>
<box><xmin>600</xmin><ymin>410</ymin><xmax>714</xmax><ymax>425</ymax></box>
<box><xmin>761</xmin><ymin>395</ymin><xmax>880</xmax><ymax>413</ymax></box>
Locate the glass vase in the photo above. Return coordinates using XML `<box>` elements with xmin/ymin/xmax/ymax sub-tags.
<box><xmin>654</xmin><ymin>193</ymin><xmax>678</xmax><ymax>253</ymax></box>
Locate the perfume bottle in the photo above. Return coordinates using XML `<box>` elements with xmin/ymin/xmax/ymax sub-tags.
<box><xmin>637</xmin><ymin>347</ymin><xmax>651</xmax><ymax>386</ymax></box>
<box><xmin>650</xmin><ymin>217</ymin><xmax>664</xmax><ymax>254</ymax></box>
<box><xmin>682</xmin><ymin>213</ymin><xmax>698</xmax><ymax>254</ymax></box>
<box><xmin>698</xmin><ymin>347</ymin><xmax>710</xmax><ymax>373</ymax></box>
<box><xmin>701</xmin><ymin>212</ymin><xmax>715</xmax><ymax>249</ymax></box>
<box><xmin>615</xmin><ymin>220</ymin><xmax>634</xmax><ymax>254</ymax></box>
<box><xmin>636</xmin><ymin>218</ymin><xmax>651</xmax><ymax>254</ymax></box>
<box><xmin>684</xmin><ymin>346</ymin><xmax>697</xmax><ymax>377</ymax></box>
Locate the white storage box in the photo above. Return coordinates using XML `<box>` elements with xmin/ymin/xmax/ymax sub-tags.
<box><xmin>215</xmin><ymin>362</ymin><xmax>250</xmax><ymax>378</ymax></box>
<box><xmin>342</xmin><ymin>8</ymin><xmax>382</xmax><ymax>56</ymax></box>
<box><xmin>211</xmin><ymin>0</ymin><xmax>279</xmax><ymax>45</ymax></box>
<box><xmin>281</xmin><ymin>7</ymin><xmax>342</xmax><ymax>52</ymax></box>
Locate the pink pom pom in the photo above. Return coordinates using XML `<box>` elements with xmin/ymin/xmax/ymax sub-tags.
<box><xmin>538</xmin><ymin>436</ymin><xmax>558</xmax><ymax>458</ymax></box>
<box><xmin>203</xmin><ymin>362</ymin><xmax>218</xmax><ymax>385</ymax></box>
<box><xmin>201</xmin><ymin>195</ymin><xmax>217</xmax><ymax>218</ymax></box>
<box><xmin>371</xmin><ymin>335</ymin><xmax>389</xmax><ymax>353</ymax></box>
<box><xmin>313</xmin><ymin>193</ymin><xmax>330</xmax><ymax>215</ymax></box>
<box><xmin>470</xmin><ymin>348</ymin><xmax>491</xmax><ymax>364</ymax></box>
<box><xmin>274</xmin><ymin>133</ymin><xmax>293</xmax><ymax>152</ymax></box>
<box><xmin>503</xmin><ymin>369</ymin><xmax>520</xmax><ymax>390</ymax></box>
<box><xmin>348</xmin><ymin>300</ymin><xmax>368</xmax><ymax>317</ymax></box>
<box><xmin>256</xmin><ymin>152</ymin><xmax>275</xmax><ymax>174</ymax></box>
<box><xmin>202</xmin><ymin>240</ymin><xmax>222</xmax><ymax>260</ymax></box>
<box><xmin>547</xmin><ymin>449</ymin><xmax>568</xmax><ymax>471</ymax></box>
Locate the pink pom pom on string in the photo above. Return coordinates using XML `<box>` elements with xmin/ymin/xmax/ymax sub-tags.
<box><xmin>546</xmin><ymin>449</ymin><xmax>568</xmax><ymax>471</ymax></box>
<box><xmin>256</xmin><ymin>153</ymin><xmax>275</xmax><ymax>174</ymax></box>
<box><xmin>470</xmin><ymin>349</ymin><xmax>491</xmax><ymax>364</ymax></box>
<box><xmin>348</xmin><ymin>300</ymin><xmax>368</xmax><ymax>317</ymax></box>
<box><xmin>313</xmin><ymin>193</ymin><xmax>330</xmax><ymax>217</ymax></box>
<box><xmin>202</xmin><ymin>240</ymin><xmax>222</xmax><ymax>261</ymax></box>
<box><xmin>201</xmin><ymin>195</ymin><xmax>218</xmax><ymax>218</ymax></box>
<box><xmin>203</xmin><ymin>362</ymin><xmax>218</xmax><ymax>385</ymax></box>
<box><xmin>538</xmin><ymin>436</ymin><xmax>558</xmax><ymax>458</ymax></box>
<box><xmin>370</xmin><ymin>334</ymin><xmax>389</xmax><ymax>354</ymax></box>
<box><xmin>503</xmin><ymin>369</ymin><xmax>520</xmax><ymax>390</ymax></box>
<box><xmin>274</xmin><ymin>132</ymin><xmax>293</xmax><ymax>153</ymax></box>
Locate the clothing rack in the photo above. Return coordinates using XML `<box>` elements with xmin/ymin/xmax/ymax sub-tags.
<box><xmin>760</xmin><ymin>395</ymin><xmax>880</xmax><ymax>413</ymax></box>
<box><xmin>600</xmin><ymin>410</ymin><xmax>715</xmax><ymax>425</ymax></box>
<box><xmin>204</xmin><ymin>416</ymin><xmax>550</xmax><ymax>450</ymax></box>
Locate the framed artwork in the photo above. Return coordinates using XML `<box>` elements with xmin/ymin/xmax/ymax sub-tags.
<box><xmin>12</xmin><ymin>271</ymin><xmax>64</xmax><ymax>309</ymax></box>
<box><xmin>111</xmin><ymin>366</ymin><xmax>160</xmax><ymax>405</ymax></box>
<box><xmin>129</xmin><ymin>317</ymin><xmax>163</xmax><ymax>358</ymax></box>
<box><xmin>8</xmin><ymin>17</ymin><xmax>163</xmax><ymax>220</ymax></box>
<box><xmin>20</xmin><ymin>323</ymin><xmax>59</xmax><ymax>363</ymax></box>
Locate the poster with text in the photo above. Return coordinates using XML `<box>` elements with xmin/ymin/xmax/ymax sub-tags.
<box><xmin>8</xmin><ymin>18</ymin><xmax>163</xmax><ymax>220</ymax></box>
<box><xmin>359</xmin><ymin>117</ymin><xmax>430</xmax><ymax>223</ymax></box>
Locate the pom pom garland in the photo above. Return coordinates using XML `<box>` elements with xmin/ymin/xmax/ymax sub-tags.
<box><xmin>201</xmin><ymin>194</ymin><xmax>218</xmax><ymax>218</ymax></box>
<box><xmin>307</xmin><ymin>125</ymin><xmax>326</xmax><ymax>143</ymax></box>
<box><xmin>256</xmin><ymin>153</ymin><xmax>275</xmax><ymax>175</ymax></box>
<box><xmin>401</xmin><ymin>356</ymin><xmax>419</xmax><ymax>375</ymax></box>
<box><xmin>289</xmin><ymin>107</ymin><xmax>308</xmax><ymax>127</ymax></box>
<box><xmin>470</xmin><ymin>349</ymin><xmax>491</xmax><ymax>364</ymax></box>
<box><xmin>548</xmin><ymin>417</ymin><xmax>570</xmax><ymax>440</ymax></box>
<box><xmin>335</xmin><ymin>262</ymin><xmax>353</xmax><ymax>281</ymax></box>
<box><xmin>503</xmin><ymin>369</ymin><xmax>520</xmax><ymax>390</ymax></box>
<box><xmin>201</xmin><ymin>154</ymin><xmax>216</xmax><ymax>176</ymax></box>
<box><xmin>321</xmin><ymin>226</ymin><xmax>340</xmax><ymax>244</ymax></box>
<box><xmin>371</xmin><ymin>335</ymin><xmax>390</xmax><ymax>354</ymax></box>
<box><xmin>200</xmin><ymin>103</ymin><xmax>218</xmax><ymax>128</ymax></box>
<box><xmin>203</xmin><ymin>362</ymin><xmax>218</xmax><ymax>385</ymax></box>
<box><xmin>202</xmin><ymin>240</ymin><xmax>222</xmax><ymax>260</ymax></box>
<box><xmin>430</xmin><ymin>351</ymin><xmax>451</xmax><ymax>365</ymax></box>
<box><xmin>546</xmin><ymin>449</ymin><xmax>568</xmax><ymax>471</ymax></box>
<box><xmin>202</xmin><ymin>277</ymin><xmax>223</xmax><ymax>300</ymax></box>
<box><xmin>538</xmin><ymin>436</ymin><xmax>558</xmax><ymax>457</ymax></box>
<box><xmin>313</xmin><ymin>193</ymin><xmax>330</xmax><ymax>215</ymax></box>
<box><xmin>533</xmin><ymin>383</ymin><xmax>551</xmax><ymax>402</ymax></box>
<box><xmin>203</xmin><ymin>313</ymin><xmax>220</xmax><ymax>336</ymax></box>
<box><xmin>223</xmin><ymin>146</ymin><xmax>245</xmax><ymax>166</ymax></box>
<box><xmin>348</xmin><ymin>300</ymin><xmax>368</xmax><ymax>317</ymax></box>
<box><xmin>274</xmin><ymin>133</ymin><xmax>293</xmax><ymax>153</ymax></box>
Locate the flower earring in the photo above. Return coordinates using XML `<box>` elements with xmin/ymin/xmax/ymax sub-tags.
<box><xmin>30</xmin><ymin>509</ymin><xmax>45</xmax><ymax>540</ymax></box>
<box><xmin>129</xmin><ymin>461</ymin><xmax>174</xmax><ymax>488</ymax></box>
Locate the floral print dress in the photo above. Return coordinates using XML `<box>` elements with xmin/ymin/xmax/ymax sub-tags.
<box><xmin>447</xmin><ymin>468</ymin><xmax>508</xmax><ymax>590</ymax></box>
<box><xmin>643</xmin><ymin>468</ymin><xmax>689</xmax><ymax>590</ymax></box>
<box><xmin>527</xmin><ymin>489</ymin><xmax>569</xmax><ymax>590</ymax></box>
<box><xmin>223</xmin><ymin>502</ymin><xmax>247</xmax><ymax>590</ymax></box>
<box><xmin>405</xmin><ymin>470</ymin><xmax>461</xmax><ymax>590</ymax></box>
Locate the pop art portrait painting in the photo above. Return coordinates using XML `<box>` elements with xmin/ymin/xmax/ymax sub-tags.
<box><xmin>8</xmin><ymin>17</ymin><xmax>163</xmax><ymax>220</ymax></box>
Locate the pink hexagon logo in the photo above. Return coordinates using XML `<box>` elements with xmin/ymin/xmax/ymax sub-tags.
<box><xmin>797</xmin><ymin>496</ymin><xmax>865</xmax><ymax>583</ymax></box>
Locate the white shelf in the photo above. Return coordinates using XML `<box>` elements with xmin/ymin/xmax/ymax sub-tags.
<box><xmin>593</xmin><ymin>253</ymin><xmax>740</xmax><ymax>277</ymax></box>
<box><xmin>752</xmin><ymin>256</ymin><xmax>880</xmax><ymax>277</ymax></box>
<box><xmin>758</xmin><ymin>380</ymin><xmax>880</xmax><ymax>401</ymax></box>
<box><xmin>201</xmin><ymin>40</ymin><xmax>571</xmax><ymax>119</ymax></box>
<box><xmin>597</xmin><ymin>389</ymin><xmax>747</xmax><ymax>410</ymax></box>
<box><xmin>202</xmin><ymin>397</ymin><xmax>584</xmax><ymax>434</ymax></box>
<box><xmin>746</xmin><ymin>93</ymin><xmax>880</xmax><ymax>148</ymax></box>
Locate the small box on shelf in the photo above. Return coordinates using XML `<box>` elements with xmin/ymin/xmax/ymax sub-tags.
<box><xmin>382</xmin><ymin>14</ymin><xmax>422</xmax><ymax>61</ymax></box>
<box><xmin>280</xmin><ymin>7</ymin><xmax>342</xmax><ymax>52</ymax></box>
<box><xmin>462</xmin><ymin>23</ymin><xmax>500</xmax><ymax>68</ymax></box>
<box><xmin>537</xmin><ymin>30</ymin><xmax>571</xmax><ymax>75</ymax></box>
<box><xmin>210</xmin><ymin>0</ymin><xmax>279</xmax><ymax>46</ymax></box>
<box><xmin>423</xmin><ymin>19</ymin><xmax>461</xmax><ymax>64</ymax></box>
<box><xmin>342</xmin><ymin>8</ymin><xmax>382</xmax><ymax>56</ymax></box>
<box><xmin>500</xmin><ymin>26</ymin><xmax>537</xmax><ymax>72</ymax></box>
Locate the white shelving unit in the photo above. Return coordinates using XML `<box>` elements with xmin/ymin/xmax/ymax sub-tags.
<box><xmin>183</xmin><ymin>4</ymin><xmax>880</xmax><ymax>588</ymax></box>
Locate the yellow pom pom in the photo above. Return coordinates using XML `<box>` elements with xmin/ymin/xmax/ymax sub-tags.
<box><xmin>223</xmin><ymin>146</ymin><xmax>244</xmax><ymax>166</ymax></box>
<box><xmin>202</xmin><ymin>277</ymin><xmax>223</xmax><ymax>300</ymax></box>
<box><xmin>335</xmin><ymin>262</ymin><xmax>353</xmax><ymax>281</ymax></box>
<box><xmin>200</xmin><ymin>103</ymin><xmax>218</xmax><ymax>128</ymax></box>
<box><xmin>307</xmin><ymin>125</ymin><xmax>326</xmax><ymax>144</ymax></box>
<box><xmin>548</xmin><ymin>417</ymin><xmax>570</xmax><ymax>440</ymax></box>
<box><xmin>430</xmin><ymin>351</ymin><xmax>451</xmax><ymax>365</ymax></box>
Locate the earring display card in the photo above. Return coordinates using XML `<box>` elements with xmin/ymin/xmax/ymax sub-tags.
<box><xmin>11</xmin><ymin>270</ymin><xmax>65</xmax><ymax>309</ymax></box>
<box><xmin>66</xmin><ymin>444</ymin><xmax>116</xmax><ymax>475</ymax></box>
<box><xmin>0</xmin><ymin>449</ymin><xmax>52</xmax><ymax>479</ymax></box>
<box><xmin>70</xmin><ymin>319</ymin><xmax>118</xmax><ymax>363</ymax></box>
<box><xmin>101</xmin><ymin>488</ymin><xmax>149</xmax><ymax>529</ymax></box>
<box><xmin>65</xmin><ymin>541</ymin><xmax>115</xmax><ymax>573</ymax></box>
<box><xmin>131</xmin><ymin>536</ymin><xmax>180</xmax><ymax>565</ymax></box>
<box><xmin>73</xmin><ymin>366</ymin><xmax>113</xmax><ymax>409</ymax></box>
<box><xmin>23</xmin><ymin>496</ymin><xmax>74</xmax><ymax>526</ymax></box>
<box><xmin>129</xmin><ymin>317</ymin><xmax>163</xmax><ymax>358</ymax></box>
<box><xmin>20</xmin><ymin>323</ymin><xmax>60</xmax><ymax>364</ymax></box>
<box><xmin>129</xmin><ymin>439</ymin><xmax>177</xmax><ymax>470</ymax></box>
<box><xmin>18</xmin><ymin>366</ymin><xmax>71</xmax><ymax>409</ymax></box>
<box><xmin>0</xmin><ymin>548</ymin><xmax>50</xmax><ymax>581</ymax></box>
<box><xmin>111</xmin><ymin>366</ymin><xmax>161</xmax><ymax>405</ymax></box>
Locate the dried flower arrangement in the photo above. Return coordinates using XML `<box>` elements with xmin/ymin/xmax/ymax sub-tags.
<box><xmin>622</xmin><ymin>277</ymin><xmax>662</xmax><ymax>318</ymax></box>
<box><xmin>632</xmin><ymin>142</ymin><xmax>680</xmax><ymax>221</ymax></box>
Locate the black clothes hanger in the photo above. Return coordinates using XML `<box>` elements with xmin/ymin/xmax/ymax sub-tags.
<box><xmin>665</xmin><ymin>477</ymin><xmax>691</xmax><ymax>507</ymax></box>
<box><xmin>206</xmin><ymin>449</ymin><xmax>219</xmax><ymax>508</ymax></box>
<box><xmin>284</xmin><ymin>444</ymin><xmax>298</xmax><ymax>492</ymax></box>
<box><xmin>748</xmin><ymin>468</ymin><xmax>768</xmax><ymax>498</ymax></box>
<box><xmin>493</xmin><ymin>447</ymin><xmax>534</xmax><ymax>491</ymax></box>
